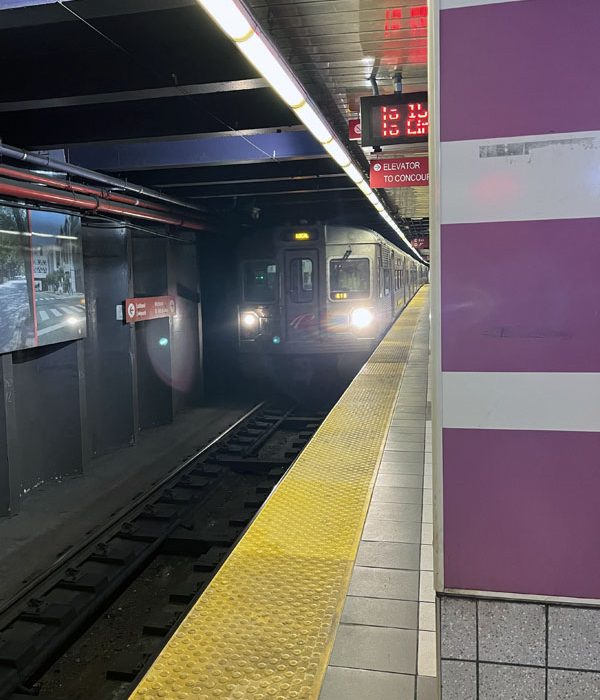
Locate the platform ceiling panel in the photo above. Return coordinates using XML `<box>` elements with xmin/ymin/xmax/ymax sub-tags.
<box><xmin>0</xmin><ymin>0</ymin><xmax>416</xmax><ymax>239</ymax></box>
<box><xmin>247</xmin><ymin>0</ymin><xmax>430</xmax><ymax>233</ymax></box>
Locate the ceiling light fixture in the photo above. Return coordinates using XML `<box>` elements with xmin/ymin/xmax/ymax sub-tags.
<box><xmin>195</xmin><ymin>0</ymin><xmax>423</xmax><ymax>262</ymax></box>
<box><xmin>342</xmin><ymin>163</ymin><xmax>363</xmax><ymax>184</ymax></box>
<box><xmin>323</xmin><ymin>139</ymin><xmax>351</xmax><ymax>168</ymax></box>
<box><xmin>197</xmin><ymin>0</ymin><xmax>252</xmax><ymax>40</ymax></box>
<box><xmin>293</xmin><ymin>102</ymin><xmax>333</xmax><ymax>143</ymax></box>
<box><xmin>239</xmin><ymin>34</ymin><xmax>304</xmax><ymax>107</ymax></box>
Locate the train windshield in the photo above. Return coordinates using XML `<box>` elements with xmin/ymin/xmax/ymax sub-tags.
<box><xmin>243</xmin><ymin>261</ymin><xmax>277</xmax><ymax>302</ymax></box>
<box><xmin>329</xmin><ymin>258</ymin><xmax>370</xmax><ymax>300</ymax></box>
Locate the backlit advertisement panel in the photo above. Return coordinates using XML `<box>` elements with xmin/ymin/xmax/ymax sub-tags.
<box><xmin>0</xmin><ymin>205</ymin><xmax>86</xmax><ymax>353</ymax></box>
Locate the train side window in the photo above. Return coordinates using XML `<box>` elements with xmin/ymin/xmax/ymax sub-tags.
<box><xmin>289</xmin><ymin>258</ymin><xmax>313</xmax><ymax>303</ymax></box>
<box><xmin>243</xmin><ymin>261</ymin><xmax>277</xmax><ymax>302</ymax></box>
<box><xmin>384</xmin><ymin>269</ymin><xmax>390</xmax><ymax>296</ymax></box>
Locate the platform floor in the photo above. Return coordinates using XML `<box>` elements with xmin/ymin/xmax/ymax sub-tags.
<box><xmin>319</xmin><ymin>293</ymin><xmax>436</xmax><ymax>699</ymax></box>
<box><xmin>130</xmin><ymin>286</ymin><xmax>431</xmax><ymax>700</ymax></box>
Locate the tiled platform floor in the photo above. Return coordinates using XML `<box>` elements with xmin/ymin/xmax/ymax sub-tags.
<box><xmin>319</xmin><ymin>302</ymin><xmax>437</xmax><ymax>700</ymax></box>
<box><xmin>130</xmin><ymin>290</ymin><xmax>429</xmax><ymax>700</ymax></box>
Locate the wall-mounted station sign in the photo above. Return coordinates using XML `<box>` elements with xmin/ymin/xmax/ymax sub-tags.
<box><xmin>125</xmin><ymin>295</ymin><xmax>176</xmax><ymax>323</ymax></box>
<box><xmin>370</xmin><ymin>156</ymin><xmax>429</xmax><ymax>188</ymax></box>
<box><xmin>360</xmin><ymin>92</ymin><xmax>428</xmax><ymax>148</ymax></box>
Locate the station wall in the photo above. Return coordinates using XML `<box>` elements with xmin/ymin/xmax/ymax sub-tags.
<box><xmin>0</xmin><ymin>218</ymin><xmax>204</xmax><ymax>516</ymax></box>
<box><xmin>83</xmin><ymin>223</ymin><xmax>133</xmax><ymax>455</ymax></box>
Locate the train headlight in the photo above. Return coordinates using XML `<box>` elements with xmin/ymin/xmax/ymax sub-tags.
<box><xmin>241</xmin><ymin>312</ymin><xmax>259</xmax><ymax>328</ymax></box>
<box><xmin>350</xmin><ymin>307</ymin><xmax>374</xmax><ymax>329</ymax></box>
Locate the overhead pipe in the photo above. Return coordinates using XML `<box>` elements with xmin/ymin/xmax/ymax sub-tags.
<box><xmin>0</xmin><ymin>142</ymin><xmax>205</xmax><ymax>213</ymax></box>
<box><xmin>0</xmin><ymin>176</ymin><xmax>206</xmax><ymax>231</ymax></box>
<box><xmin>0</xmin><ymin>164</ymin><xmax>170</xmax><ymax>213</ymax></box>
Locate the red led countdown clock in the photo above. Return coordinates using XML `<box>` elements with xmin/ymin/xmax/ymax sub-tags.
<box><xmin>360</xmin><ymin>92</ymin><xmax>428</xmax><ymax>147</ymax></box>
<box><xmin>380</xmin><ymin>104</ymin><xmax>428</xmax><ymax>138</ymax></box>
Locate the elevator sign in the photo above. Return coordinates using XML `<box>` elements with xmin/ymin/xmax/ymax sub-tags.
<box><xmin>125</xmin><ymin>295</ymin><xmax>176</xmax><ymax>323</ymax></box>
<box><xmin>370</xmin><ymin>156</ymin><xmax>429</xmax><ymax>188</ymax></box>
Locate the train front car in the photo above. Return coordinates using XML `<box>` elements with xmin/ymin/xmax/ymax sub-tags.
<box><xmin>323</xmin><ymin>226</ymin><xmax>390</xmax><ymax>375</ymax></box>
<box><xmin>237</xmin><ymin>224</ymin><xmax>425</xmax><ymax>399</ymax></box>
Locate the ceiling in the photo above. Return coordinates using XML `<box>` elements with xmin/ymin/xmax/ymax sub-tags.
<box><xmin>246</xmin><ymin>0</ymin><xmax>430</xmax><ymax>231</ymax></box>
<box><xmin>0</xmin><ymin>0</ymin><xmax>429</xmax><ymax>247</ymax></box>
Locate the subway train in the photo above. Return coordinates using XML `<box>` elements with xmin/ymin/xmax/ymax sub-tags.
<box><xmin>237</xmin><ymin>223</ymin><xmax>428</xmax><ymax>394</ymax></box>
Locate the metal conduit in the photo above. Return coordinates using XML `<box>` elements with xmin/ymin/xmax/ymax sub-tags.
<box><xmin>0</xmin><ymin>142</ymin><xmax>205</xmax><ymax>213</ymax></box>
<box><xmin>0</xmin><ymin>164</ymin><xmax>170</xmax><ymax>213</ymax></box>
<box><xmin>0</xmin><ymin>176</ymin><xmax>206</xmax><ymax>231</ymax></box>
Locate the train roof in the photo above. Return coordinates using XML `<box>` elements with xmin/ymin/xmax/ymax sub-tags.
<box><xmin>324</xmin><ymin>224</ymin><xmax>416</xmax><ymax>260</ymax></box>
<box><xmin>237</xmin><ymin>224</ymin><xmax>425</xmax><ymax>265</ymax></box>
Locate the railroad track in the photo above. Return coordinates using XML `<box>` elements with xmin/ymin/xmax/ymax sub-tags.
<box><xmin>0</xmin><ymin>400</ymin><xmax>326</xmax><ymax>700</ymax></box>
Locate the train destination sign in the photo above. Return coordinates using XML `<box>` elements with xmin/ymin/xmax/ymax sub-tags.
<box><xmin>370</xmin><ymin>156</ymin><xmax>429</xmax><ymax>188</ymax></box>
<box><xmin>360</xmin><ymin>92</ymin><xmax>428</xmax><ymax>147</ymax></box>
<box><xmin>125</xmin><ymin>295</ymin><xmax>176</xmax><ymax>323</ymax></box>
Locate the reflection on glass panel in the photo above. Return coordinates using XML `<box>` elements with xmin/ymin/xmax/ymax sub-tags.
<box><xmin>0</xmin><ymin>206</ymin><xmax>86</xmax><ymax>353</ymax></box>
<box><xmin>289</xmin><ymin>258</ymin><xmax>313</xmax><ymax>303</ymax></box>
<box><xmin>243</xmin><ymin>261</ymin><xmax>277</xmax><ymax>302</ymax></box>
<box><xmin>29</xmin><ymin>209</ymin><xmax>86</xmax><ymax>348</ymax></box>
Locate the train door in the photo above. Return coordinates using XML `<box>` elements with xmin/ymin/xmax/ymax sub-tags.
<box><xmin>284</xmin><ymin>249</ymin><xmax>320</xmax><ymax>341</ymax></box>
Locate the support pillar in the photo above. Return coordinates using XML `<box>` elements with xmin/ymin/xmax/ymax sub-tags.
<box><xmin>431</xmin><ymin>0</ymin><xmax>600</xmax><ymax>696</ymax></box>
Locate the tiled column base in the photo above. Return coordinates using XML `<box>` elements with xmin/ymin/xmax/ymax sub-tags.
<box><xmin>439</xmin><ymin>593</ymin><xmax>600</xmax><ymax>699</ymax></box>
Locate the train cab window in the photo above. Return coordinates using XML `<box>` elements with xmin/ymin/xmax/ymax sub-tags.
<box><xmin>289</xmin><ymin>258</ymin><xmax>313</xmax><ymax>303</ymax></box>
<box><xmin>243</xmin><ymin>261</ymin><xmax>277</xmax><ymax>302</ymax></box>
<box><xmin>329</xmin><ymin>258</ymin><xmax>370</xmax><ymax>300</ymax></box>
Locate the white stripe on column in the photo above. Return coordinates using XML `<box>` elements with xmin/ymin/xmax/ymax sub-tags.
<box><xmin>442</xmin><ymin>372</ymin><xmax>600</xmax><ymax>432</ymax></box>
<box><xmin>440</xmin><ymin>131</ymin><xmax>600</xmax><ymax>224</ymax></box>
<box><xmin>441</xmin><ymin>0</ymin><xmax>524</xmax><ymax>8</ymax></box>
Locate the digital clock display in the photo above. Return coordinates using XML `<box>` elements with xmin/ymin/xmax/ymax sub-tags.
<box><xmin>360</xmin><ymin>92</ymin><xmax>429</xmax><ymax>147</ymax></box>
<box><xmin>375</xmin><ymin>103</ymin><xmax>428</xmax><ymax>139</ymax></box>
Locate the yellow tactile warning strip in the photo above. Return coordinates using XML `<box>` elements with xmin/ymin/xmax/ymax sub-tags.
<box><xmin>130</xmin><ymin>286</ymin><xmax>429</xmax><ymax>700</ymax></box>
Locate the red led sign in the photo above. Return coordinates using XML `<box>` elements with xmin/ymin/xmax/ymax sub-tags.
<box><xmin>360</xmin><ymin>92</ymin><xmax>428</xmax><ymax>147</ymax></box>
<box><xmin>384</xmin><ymin>7</ymin><xmax>403</xmax><ymax>32</ymax></box>
<box><xmin>378</xmin><ymin>103</ymin><xmax>428</xmax><ymax>139</ymax></box>
<box><xmin>410</xmin><ymin>5</ymin><xmax>428</xmax><ymax>31</ymax></box>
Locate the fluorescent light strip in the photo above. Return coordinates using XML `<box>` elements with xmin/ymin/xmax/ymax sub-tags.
<box><xmin>357</xmin><ymin>179</ymin><xmax>373</xmax><ymax>196</ymax></box>
<box><xmin>195</xmin><ymin>0</ymin><xmax>424</xmax><ymax>261</ymax></box>
<box><xmin>293</xmin><ymin>102</ymin><xmax>332</xmax><ymax>143</ymax></box>
<box><xmin>342</xmin><ymin>163</ymin><xmax>363</xmax><ymax>184</ymax></box>
<box><xmin>197</xmin><ymin>0</ymin><xmax>252</xmax><ymax>40</ymax></box>
<box><xmin>239</xmin><ymin>34</ymin><xmax>304</xmax><ymax>107</ymax></box>
<box><xmin>322</xmin><ymin>138</ymin><xmax>351</xmax><ymax>168</ymax></box>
